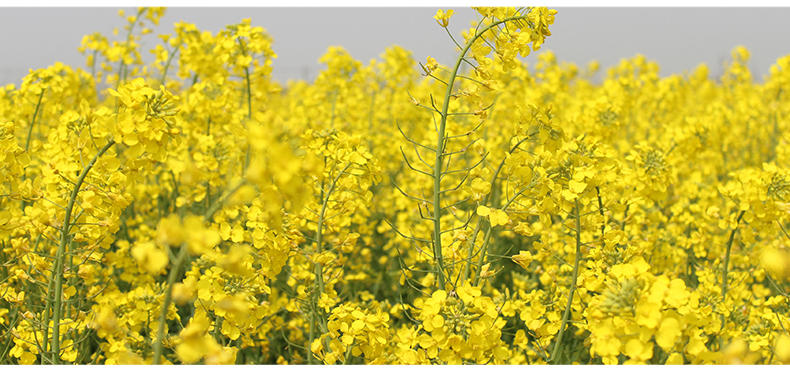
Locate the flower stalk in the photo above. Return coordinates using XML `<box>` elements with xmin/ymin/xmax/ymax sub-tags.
<box><xmin>50</xmin><ymin>140</ymin><xmax>115</xmax><ymax>364</ymax></box>
<box><xmin>551</xmin><ymin>199</ymin><xmax>583</xmax><ymax>364</ymax></box>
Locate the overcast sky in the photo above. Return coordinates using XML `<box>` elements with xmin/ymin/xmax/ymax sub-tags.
<box><xmin>1</xmin><ymin>7</ymin><xmax>789</xmax><ymax>85</ymax></box>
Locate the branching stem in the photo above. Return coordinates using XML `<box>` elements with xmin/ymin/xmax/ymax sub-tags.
<box><xmin>159</xmin><ymin>44</ymin><xmax>181</xmax><ymax>87</ymax></box>
<box><xmin>551</xmin><ymin>199</ymin><xmax>583</xmax><ymax>364</ymax></box>
<box><xmin>152</xmin><ymin>243</ymin><xmax>187</xmax><ymax>364</ymax></box>
<box><xmin>24</xmin><ymin>89</ymin><xmax>45</xmax><ymax>152</ymax></box>
<box><xmin>308</xmin><ymin>164</ymin><xmax>350</xmax><ymax>364</ymax></box>
<box><xmin>50</xmin><ymin>140</ymin><xmax>115</xmax><ymax>364</ymax></box>
<box><xmin>719</xmin><ymin>210</ymin><xmax>746</xmax><ymax>349</ymax></box>
<box><xmin>433</xmin><ymin>14</ymin><xmax>530</xmax><ymax>290</ymax></box>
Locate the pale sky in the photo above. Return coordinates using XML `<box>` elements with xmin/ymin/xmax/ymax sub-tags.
<box><xmin>1</xmin><ymin>7</ymin><xmax>789</xmax><ymax>85</ymax></box>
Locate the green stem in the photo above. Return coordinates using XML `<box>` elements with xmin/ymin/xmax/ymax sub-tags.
<box><xmin>343</xmin><ymin>344</ymin><xmax>353</xmax><ymax>365</ymax></box>
<box><xmin>25</xmin><ymin>89</ymin><xmax>45</xmax><ymax>152</ymax></box>
<box><xmin>433</xmin><ymin>14</ymin><xmax>528</xmax><ymax>290</ymax></box>
<box><xmin>236</xmin><ymin>37</ymin><xmax>253</xmax><ymax>120</ymax></box>
<box><xmin>433</xmin><ymin>16</ymin><xmax>526</xmax><ymax>289</ymax></box>
<box><xmin>596</xmin><ymin>186</ymin><xmax>606</xmax><ymax>248</ymax></box>
<box><xmin>472</xmin><ymin>226</ymin><xmax>493</xmax><ymax>286</ymax></box>
<box><xmin>243</xmin><ymin>67</ymin><xmax>252</xmax><ymax>120</ymax></box>
<box><xmin>308</xmin><ymin>164</ymin><xmax>350</xmax><ymax>364</ymax></box>
<box><xmin>51</xmin><ymin>140</ymin><xmax>115</xmax><ymax>364</ymax></box>
<box><xmin>0</xmin><ymin>313</ymin><xmax>16</xmax><ymax>361</ymax></box>
<box><xmin>551</xmin><ymin>199</ymin><xmax>583</xmax><ymax>363</ymax></box>
<box><xmin>719</xmin><ymin>210</ymin><xmax>746</xmax><ymax>349</ymax></box>
<box><xmin>464</xmin><ymin>136</ymin><xmax>531</xmax><ymax>284</ymax></box>
<box><xmin>205</xmin><ymin>179</ymin><xmax>247</xmax><ymax>221</ymax></box>
<box><xmin>470</xmin><ymin>184</ymin><xmax>533</xmax><ymax>287</ymax></box>
<box><xmin>462</xmin><ymin>222</ymin><xmax>482</xmax><ymax>283</ymax></box>
<box><xmin>21</xmin><ymin>89</ymin><xmax>46</xmax><ymax>210</ymax></box>
<box><xmin>236</xmin><ymin>38</ymin><xmax>253</xmax><ymax>176</ymax></box>
<box><xmin>159</xmin><ymin>44</ymin><xmax>181</xmax><ymax>87</ymax></box>
<box><xmin>242</xmin><ymin>65</ymin><xmax>252</xmax><ymax>175</ymax></box>
<box><xmin>307</xmin><ymin>316</ymin><xmax>316</xmax><ymax>365</ymax></box>
<box><xmin>114</xmin><ymin>8</ymin><xmax>144</xmax><ymax>88</ymax></box>
<box><xmin>41</xmin><ymin>266</ymin><xmax>54</xmax><ymax>364</ymax></box>
<box><xmin>152</xmin><ymin>243</ymin><xmax>188</xmax><ymax>365</ymax></box>
<box><xmin>152</xmin><ymin>178</ymin><xmax>247</xmax><ymax>364</ymax></box>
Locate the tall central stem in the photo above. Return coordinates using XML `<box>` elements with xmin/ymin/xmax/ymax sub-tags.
<box><xmin>551</xmin><ymin>199</ymin><xmax>583</xmax><ymax>363</ymax></box>
<box><xmin>51</xmin><ymin>140</ymin><xmax>115</xmax><ymax>363</ymax></box>
<box><xmin>433</xmin><ymin>15</ymin><xmax>529</xmax><ymax>290</ymax></box>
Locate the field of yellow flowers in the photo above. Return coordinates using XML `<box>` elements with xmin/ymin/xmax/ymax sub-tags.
<box><xmin>1</xmin><ymin>6</ymin><xmax>790</xmax><ymax>365</ymax></box>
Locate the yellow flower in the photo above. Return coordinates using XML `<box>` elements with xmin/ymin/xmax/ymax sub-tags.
<box><xmin>423</xmin><ymin>56</ymin><xmax>439</xmax><ymax>75</ymax></box>
<box><xmin>665</xmin><ymin>352</ymin><xmax>684</xmax><ymax>364</ymax></box>
<box><xmin>511</xmin><ymin>250</ymin><xmax>533</xmax><ymax>270</ymax></box>
<box><xmin>776</xmin><ymin>334</ymin><xmax>790</xmax><ymax>363</ymax></box>
<box><xmin>624</xmin><ymin>337</ymin><xmax>652</xmax><ymax>363</ymax></box>
<box><xmin>477</xmin><ymin>205</ymin><xmax>509</xmax><ymax>227</ymax></box>
<box><xmin>434</xmin><ymin>9</ymin><xmax>454</xmax><ymax>27</ymax></box>
<box><xmin>131</xmin><ymin>241</ymin><xmax>169</xmax><ymax>274</ymax></box>
<box><xmin>655</xmin><ymin>317</ymin><xmax>680</xmax><ymax>351</ymax></box>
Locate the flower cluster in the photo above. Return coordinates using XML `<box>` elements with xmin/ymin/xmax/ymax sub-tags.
<box><xmin>2</xmin><ymin>6</ymin><xmax>790</xmax><ymax>365</ymax></box>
